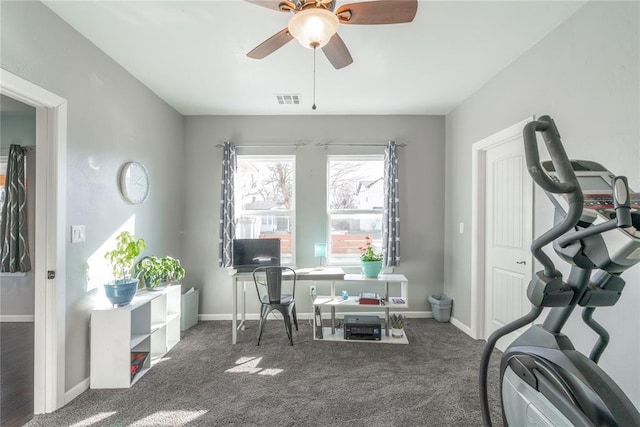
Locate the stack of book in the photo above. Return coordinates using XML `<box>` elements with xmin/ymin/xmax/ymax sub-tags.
<box><xmin>130</xmin><ymin>352</ymin><xmax>149</xmax><ymax>380</ymax></box>
<box><xmin>359</xmin><ymin>292</ymin><xmax>381</xmax><ymax>305</ymax></box>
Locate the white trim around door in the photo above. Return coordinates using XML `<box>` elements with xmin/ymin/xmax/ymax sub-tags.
<box><xmin>470</xmin><ymin>117</ymin><xmax>534</xmax><ymax>340</ymax></box>
<box><xmin>0</xmin><ymin>68</ymin><xmax>67</xmax><ymax>413</ymax></box>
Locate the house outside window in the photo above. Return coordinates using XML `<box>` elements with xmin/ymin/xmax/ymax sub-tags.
<box><xmin>327</xmin><ymin>155</ymin><xmax>384</xmax><ymax>264</ymax></box>
<box><xmin>235</xmin><ymin>155</ymin><xmax>295</xmax><ymax>265</ymax></box>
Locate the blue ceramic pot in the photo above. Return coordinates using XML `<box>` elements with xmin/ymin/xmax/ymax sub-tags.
<box><xmin>104</xmin><ymin>278</ymin><xmax>139</xmax><ymax>307</ymax></box>
<box><xmin>361</xmin><ymin>260</ymin><xmax>383</xmax><ymax>278</ymax></box>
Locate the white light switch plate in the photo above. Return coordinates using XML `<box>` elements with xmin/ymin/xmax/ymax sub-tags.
<box><xmin>71</xmin><ymin>225</ymin><xmax>86</xmax><ymax>243</ymax></box>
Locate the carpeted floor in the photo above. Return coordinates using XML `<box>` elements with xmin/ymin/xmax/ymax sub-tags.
<box><xmin>27</xmin><ymin>319</ymin><xmax>503</xmax><ymax>426</ymax></box>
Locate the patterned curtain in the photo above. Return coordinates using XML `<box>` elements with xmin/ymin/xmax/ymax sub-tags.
<box><xmin>218</xmin><ymin>141</ymin><xmax>236</xmax><ymax>267</ymax></box>
<box><xmin>382</xmin><ymin>141</ymin><xmax>400</xmax><ymax>267</ymax></box>
<box><xmin>0</xmin><ymin>144</ymin><xmax>31</xmax><ymax>272</ymax></box>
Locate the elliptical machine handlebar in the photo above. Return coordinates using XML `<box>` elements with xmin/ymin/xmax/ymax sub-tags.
<box><xmin>523</xmin><ymin>116</ymin><xmax>578</xmax><ymax>195</ymax></box>
<box><xmin>523</xmin><ymin>115</ymin><xmax>584</xmax><ymax>277</ymax></box>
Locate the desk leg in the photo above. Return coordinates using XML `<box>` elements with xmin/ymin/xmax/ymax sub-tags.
<box><xmin>241</xmin><ymin>281</ymin><xmax>246</xmax><ymax>331</ymax></box>
<box><xmin>232</xmin><ymin>277</ymin><xmax>237</xmax><ymax>344</ymax></box>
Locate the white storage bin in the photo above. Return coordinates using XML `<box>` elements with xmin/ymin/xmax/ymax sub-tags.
<box><xmin>181</xmin><ymin>287</ymin><xmax>199</xmax><ymax>331</ymax></box>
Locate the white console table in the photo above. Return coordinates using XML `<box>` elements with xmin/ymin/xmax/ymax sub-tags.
<box><xmin>313</xmin><ymin>273</ymin><xmax>409</xmax><ymax>344</ymax></box>
<box><xmin>90</xmin><ymin>286</ymin><xmax>181</xmax><ymax>388</ymax></box>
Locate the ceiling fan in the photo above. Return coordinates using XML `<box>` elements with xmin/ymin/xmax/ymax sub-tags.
<box><xmin>246</xmin><ymin>0</ymin><xmax>418</xmax><ymax>69</ymax></box>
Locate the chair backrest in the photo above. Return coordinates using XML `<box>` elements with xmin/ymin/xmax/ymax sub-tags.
<box><xmin>253</xmin><ymin>266</ymin><xmax>296</xmax><ymax>304</ymax></box>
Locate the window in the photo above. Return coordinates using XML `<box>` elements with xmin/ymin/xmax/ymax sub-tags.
<box><xmin>235</xmin><ymin>156</ymin><xmax>295</xmax><ymax>265</ymax></box>
<box><xmin>327</xmin><ymin>155</ymin><xmax>384</xmax><ymax>264</ymax></box>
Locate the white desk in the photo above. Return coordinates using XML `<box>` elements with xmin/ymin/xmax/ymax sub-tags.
<box><xmin>229</xmin><ymin>267</ymin><xmax>346</xmax><ymax>344</ymax></box>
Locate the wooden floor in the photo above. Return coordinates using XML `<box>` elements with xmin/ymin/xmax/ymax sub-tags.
<box><xmin>1</xmin><ymin>322</ymin><xmax>34</xmax><ymax>427</ymax></box>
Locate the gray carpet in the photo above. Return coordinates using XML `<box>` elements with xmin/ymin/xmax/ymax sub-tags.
<box><xmin>27</xmin><ymin>319</ymin><xmax>504</xmax><ymax>426</ymax></box>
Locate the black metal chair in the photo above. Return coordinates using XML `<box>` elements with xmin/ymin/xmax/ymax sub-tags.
<box><xmin>252</xmin><ymin>266</ymin><xmax>298</xmax><ymax>345</ymax></box>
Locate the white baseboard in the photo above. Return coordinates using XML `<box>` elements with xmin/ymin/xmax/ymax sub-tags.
<box><xmin>65</xmin><ymin>377</ymin><xmax>89</xmax><ymax>405</ymax></box>
<box><xmin>198</xmin><ymin>314</ymin><xmax>231</xmax><ymax>321</ymax></box>
<box><xmin>449</xmin><ymin>316</ymin><xmax>473</xmax><ymax>337</ymax></box>
<box><xmin>0</xmin><ymin>314</ymin><xmax>35</xmax><ymax>322</ymax></box>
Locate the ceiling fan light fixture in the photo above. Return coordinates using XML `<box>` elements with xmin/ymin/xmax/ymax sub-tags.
<box><xmin>288</xmin><ymin>8</ymin><xmax>339</xmax><ymax>49</ymax></box>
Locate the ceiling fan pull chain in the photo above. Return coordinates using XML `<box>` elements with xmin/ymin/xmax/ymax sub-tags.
<box><xmin>312</xmin><ymin>44</ymin><xmax>317</xmax><ymax>110</ymax></box>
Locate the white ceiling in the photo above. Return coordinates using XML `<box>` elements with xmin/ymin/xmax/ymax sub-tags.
<box><xmin>42</xmin><ymin>0</ymin><xmax>585</xmax><ymax>116</ymax></box>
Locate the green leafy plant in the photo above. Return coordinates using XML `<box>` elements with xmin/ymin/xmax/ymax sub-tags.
<box><xmin>359</xmin><ymin>236</ymin><xmax>383</xmax><ymax>262</ymax></box>
<box><xmin>135</xmin><ymin>255</ymin><xmax>185</xmax><ymax>288</ymax></box>
<box><xmin>104</xmin><ymin>231</ymin><xmax>146</xmax><ymax>282</ymax></box>
<box><xmin>390</xmin><ymin>313</ymin><xmax>407</xmax><ymax>329</ymax></box>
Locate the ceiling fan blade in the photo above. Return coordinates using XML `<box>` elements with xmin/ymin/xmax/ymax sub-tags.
<box><xmin>336</xmin><ymin>0</ymin><xmax>418</xmax><ymax>25</ymax></box>
<box><xmin>247</xmin><ymin>28</ymin><xmax>294</xmax><ymax>59</ymax></box>
<box><xmin>322</xmin><ymin>33</ymin><xmax>353</xmax><ymax>69</ymax></box>
<box><xmin>244</xmin><ymin>0</ymin><xmax>291</xmax><ymax>12</ymax></box>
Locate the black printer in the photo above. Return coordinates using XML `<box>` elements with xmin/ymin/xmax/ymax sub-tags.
<box><xmin>344</xmin><ymin>315</ymin><xmax>381</xmax><ymax>340</ymax></box>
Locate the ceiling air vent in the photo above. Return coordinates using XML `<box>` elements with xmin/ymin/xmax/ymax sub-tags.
<box><xmin>275</xmin><ymin>94</ymin><xmax>301</xmax><ymax>105</ymax></box>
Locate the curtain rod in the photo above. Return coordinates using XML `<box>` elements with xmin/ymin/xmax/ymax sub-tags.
<box><xmin>215</xmin><ymin>142</ymin><xmax>406</xmax><ymax>149</ymax></box>
<box><xmin>316</xmin><ymin>142</ymin><xmax>406</xmax><ymax>148</ymax></box>
<box><xmin>216</xmin><ymin>143</ymin><xmax>306</xmax><ymax>149</ymax></box>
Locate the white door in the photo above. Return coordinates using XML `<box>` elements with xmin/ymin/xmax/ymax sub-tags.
<box><xmin>484</xmin><ymin>136</ymin><xmax>533</xmax><ymax>352</ymax></box>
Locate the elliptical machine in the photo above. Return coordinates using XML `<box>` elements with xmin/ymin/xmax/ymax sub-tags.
<box><xmin>479</xmin><ymin>115</ymin><xmax>640</xmax><ymax>426</ymax></box>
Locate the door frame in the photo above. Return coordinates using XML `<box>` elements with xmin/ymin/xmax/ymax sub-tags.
<box><xmin>0</xmin><ymin>69</ymin><xmax>67</xmax><ymax>413</ymax></box>
<box><xmin>470</xmin><ymin>116</ymin><xmax>534</xmax><ymax>340</ymax></box>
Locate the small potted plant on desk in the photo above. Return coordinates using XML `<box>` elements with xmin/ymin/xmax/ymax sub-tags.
<box><xmin>103</xmin><ymin>231</ymin><xmax>146</xmax><ymax>307</ymax></box>
<box><xmin>390</xmin><ymin>313</ymin><xmax>407</xmax><ymax>338</ymax></box>
<box><xmin>135</xmin><ymin>255</ymin><xmax>185</xmax><ymax>291</ymax></box>
<box><xmin>360</xmin><ymin>236</ymin><xmax>383</xmax><ymax>278</ymax></box>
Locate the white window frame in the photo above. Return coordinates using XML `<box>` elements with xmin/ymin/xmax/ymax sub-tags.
<box><xmin>326</xmin><ymin>154</ymin><xmax>384</xmax><ymax>265</ymax></box>
<box><xmin>235</xmin><ymin>155</ymin><xmax>296</xmax><ymax>266</ymax></box>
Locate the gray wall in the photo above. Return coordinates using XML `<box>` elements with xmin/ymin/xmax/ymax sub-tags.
<box><xmin>1</xmin><ymin>2</ymin><xmax>185</xmax><ymax>390</ymax></box>
<box><xmin>183</xmin><ymin>115</ymin><xmax>445</xmax><ymax>318</ymax></box>
<box><xmin>444</xmin><ymin>1</ymin><xmax>639</xmax><ymax>406</ymax></box>
<box><xmin>0</xmin><ymin>110</ymin><xmax>36</xmax><ymax>317</ymax></box>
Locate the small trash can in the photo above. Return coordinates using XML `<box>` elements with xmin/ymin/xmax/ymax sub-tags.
<box><xmin>181</xmin><ymin>286</ymin><xmax>200</xmax><ymax>331</ymax></box>
<box><xmin>429</xmin><ymin>294</ymin><xmax>452</xmax><ymax>323</ymax></box>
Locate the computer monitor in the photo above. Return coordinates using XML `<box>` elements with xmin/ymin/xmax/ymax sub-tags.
<box><xmin>232</xmin><ymin>238</ymin><xmax>281</xmax><ymax>272</ymax></box>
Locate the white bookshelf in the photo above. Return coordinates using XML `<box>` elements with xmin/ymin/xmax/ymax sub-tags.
<box><xmin>312</xmin><ymin>273</ymin><xmax>409</xmax><ymax>344</ymax></box>
<box><xmin>90</xmin><ymin>286</ymin><xmax>181</xmax><ymax>388</ymax></box>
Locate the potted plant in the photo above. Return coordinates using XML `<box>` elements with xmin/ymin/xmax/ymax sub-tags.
<box><xmin>135</xmin><ymin>255</ymin><xmax>185</xmax><ymax>290</ymax></box>
<box><xmin>390</xmin><ymin>313</ymin><xmax>406</xmax><ymax>338</ymax></box>
<box><xmin>103</xmin><ymin>231</ymin><xmax>146</xmax><ymax>307</ymax></box>
<box><xmin>359</xmin><ymin>236</ymin><xmax>383</xmax><ymax>278</ymax></box>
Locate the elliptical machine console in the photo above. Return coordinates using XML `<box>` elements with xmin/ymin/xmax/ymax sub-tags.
<box><xmin>541</xmin><ymin>160</ymin><xmax>640</xmax><ymax>273</ymax></box>
<box><xmin>479</xmin><ymin>115</ymin><xmax>640</xmax><ymax>426</ymax></box>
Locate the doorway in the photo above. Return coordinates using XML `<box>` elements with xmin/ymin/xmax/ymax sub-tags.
<box><xmin>0</xmin><ymin>69</ymin><xmax>67</xmax><ymax>414</ymax></box>
<box><xmin>0</xmin><ymin>94</ymin><xmax>37</xmax><ymax>425</ymax></box>
<box><xmin>470</xmin><ymin>117</ymin><xmax>534</xmax><ymax>349</ymax></box>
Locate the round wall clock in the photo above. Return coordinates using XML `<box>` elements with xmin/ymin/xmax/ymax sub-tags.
<box><xmin>119</xmin><ymin>161</ymin><xmax>150</xmax><ymax>204</ymax></box>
